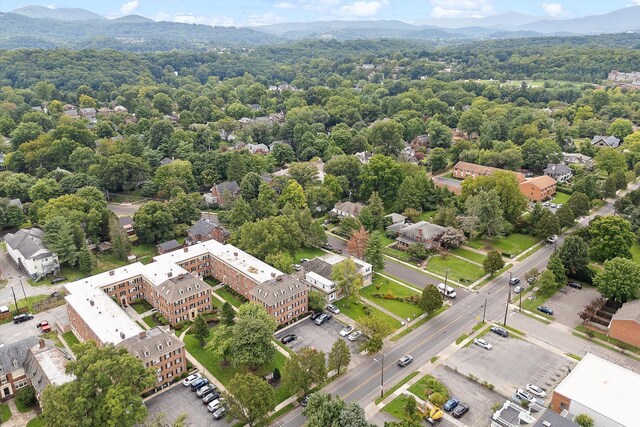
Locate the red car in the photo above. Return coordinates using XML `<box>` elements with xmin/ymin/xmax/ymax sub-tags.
<box><xmin>37</xmin><ymin>320</ymin><xmax>51</xmax><ymax>333</ymax></box>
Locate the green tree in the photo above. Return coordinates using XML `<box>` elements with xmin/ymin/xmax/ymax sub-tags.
<box><xmin>328</xmin><ymin>339</ymin><xmax>351</xmax><ymax>375</ymax></box>
<box><xmin>427</xmin><ymin>119</ymin><xmax>452</xmax><ymax>148</ymax></box>
<box><xmin>29</xmin><ymin>178</ymin><xmax>62</xmax><ymax>202</ymax></box>
<box><xmin>271</xmin><ymin>143</ymin><xmax>295</xmax><ymax>166</ymax></box>
<box><xmin>532</xmin><ymin>210</ymin><xmax>560</xmax><ymax>239</ymax></box>
<box><xmin>9</xmin><ymin>122</ymin><xmax>43</xmax><ymax>149</ymax></box>
<box><xmin>304</xmin><ymin>393</ymin><xmax>373</xmax><ymax>427</ymax></box>
<box><xmin>418</xmin><ymin>284</ymin><xmax>444</xmax><ymax>315</ymax></box>
<box><xmin>240</xmin><ymin>172</ymin><xmax>263</xmax><ymax>202</ymax></box>
<box><xmin>308</xmin><ymin>290</ymin><xmax>326</xmax><ymax>313</ymax></box>
<box><xmin>109</xmin><ymin>215</ymin><xmax>132</xmax><ymax>261</ymax></box>
<box><xmin>205</xmin><ymin>324</ymin><xmax>233</xmax><ymax>365</ymax></box>
<box><xmin>428</xmin><ymin>147</ymin><xmax>449</xmax><ymax>172</ymax></box>
<box><xmin>358</xmin><ymin>315</ymin><xmax>391</xmax><ymax>353</ymax></box>
<box><xmin>573</xmin><ymin>176</ymin><xmax>601</xmax><ymax>202</ymax></box>
<box><xmin>152</xmin><ymin>93</ymin><xmax>173</xmax><ymax>115</ymax></box>
<box><xmin>358</xmin><ymin>154</ymin><xmax>405</xmax><ymax>203</ymax></box>
<box><xmin>537</xmin><ymin>269</ymin><xmax>561</xmax><ymax>296</ymax></box>
<box><xmin>607</xmin><ymin>118</ymin><xmax>633</xmax><ymax>141</ymax></box>
<box><xmin>368</xmin><ymin>119</ymin><xmax>404</xmax><ymax>156</ymax></box>
<box><xmin>365</xmin><ymin>231</ymin><xmax>385</xmax><ymax>271</ymax></box>
<box><xmin>589</xmin><ymin>216</ymin><xmax>635</xmax><ymax>261</ymax></box>
<box><xmin>44</xmin><ymin>216</ymin><xmax>79</xmax><ymax>266</ymax></box>
<box><xmin>224</xmin><ymin>373</ymin><xmax>275</xmax><ymax>427</ymax></box>
<box><xmin>279</xmin><ymin>180</ymin><xmax>308</xmax><ymax>210</ymax></box>
<box><xmin>521</xmin><ymin>138</ymin><xmax>562</xmax><ymax>172</ymax></box>
<box><xmin>133</xmin><ymin>201</ymin><xmax>175</xmax><ymax>244</ymax></box>
<box><xmin>548</xmin><ymin>252</ymin><xmax>567</xmax><ymax>285</ymax></box>
<box><xmin>457</xmin><ymin>108</ymin><xmax>483</xmax><ymax>137</ymax></box>
<box><xmin>559</xmin><ymin>236</ymin><xmax>590</xmax><ymax>277</ymax></box>
<box><xmin>92</xmin><ymin>153</ymin><xmax>149</xmax><ymax>191</ymax></box>
<box><xmin>402</xmin><ymin>395</ymin><xmax>421</xmax><ymax>423</ymax></box>
<box><xmin>15</xmin><ymin>385</ymin><xmax>37</xmax><ymax>410</ymax></box>
<box><xmin>221</xmin><ymin>301</ymin><xmax>235</xmax><ymax>326</ymax></box>
<box><xmin>192</xmin><ymin>314</ymin><xmax>210</xmax><ymax>346</ymax></box>
<box><xmin>594</xmin><ymin>257</ymin><xmax>640</xmax><ymax>303</ymax></box>
<box><xmin>483</xmin><ymin>250</ymin><xmax>505</xmax><ymax>276</ymax></box>
<box><xmin>234</xmin><ymin>215</ymin><xmax>303</xmax><ymax>259</ymax></box>
<box><xmin>154</xmin><ymin>160</ymin><xmax>196</xmax><ymax>195</ymax></box>
<box><xmin>40</xmin><ymin>341</ymin><xmax>155</xmax><ymax>427</ymax></box>
<box><xmin>595</xmin><ymin>148</ymin><xmax>628</xmax><ymax>175</ymax></box>
<box><xmin>556</xmin><ymin>204</ymin><xmax>576</xmax><ymax>228</ymax></box>
<box><xmin>149</xmin><ymin>120</ymin><xmax>174</xmax><ymax>150</ymax></box>
<box><xmin>331</xmin><ymin>259</ymin><xmax>364</xmax><ymax>306</ymax></box>
<box><xmin>265</xmin><ymin>252</ymin><xmax>295</xmax><ymax>273</ymax></box>
<box><xmin>567</xmin><ymin>192</ymin><xmax>590</xmax><ymax>217</ymax></box>
<box><xmin>167</xmin><ymin>192</ymin><xmax>200</xmax><ymax>225</ymax></box>
<box><xmin>220</xmin><ymin>197</ymin><xmax>254</xmax><ymax>229</ymax></box>
<box><xmin>465</xmin><ymin>190</ymin><xmax>505</xmax><ymax>238</ymax></box>
<box><xmin>230</xmin><ymin>303</ymin><xmax>277</xmax><ymax>369</ymax></box>
<box><xmin>574</xmin><ymin>414</ymin><xmax>594</xmax><ymax>427</ymax></box>
<box><xmin>284</xmin><ymin>347</ymin><xmax>327</xmax><ymax>396</ymax></box>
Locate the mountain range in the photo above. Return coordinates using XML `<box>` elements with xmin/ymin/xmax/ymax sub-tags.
<box><xmin>4</xmin><ymin>4</ymin><xmax>640</xmax><ymax>50</ymax></box>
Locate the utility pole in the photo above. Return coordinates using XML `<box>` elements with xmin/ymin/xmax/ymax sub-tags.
<box><xmin>482</xmin><ymin>297</ymin><xmax>487</xmax><ymax>323</ymax></box>
<box><xmin>504</xmin><ymin>272</ymin><xmax>511</xmax><ymax>326</ymax></box>
<box><xmin>444</xmin><ymin>269</ymin><xmax>449</xmax><ymax>286</ymax></box>
<box><xmin>11</xmin><ymin>286</ymin><xmax>19</xmax><ymax>314</ymax></box>
<box><xmin>374</xmin><ymin>353</ymin><xmax>385</xmax><ymax>399</ymax></box>
<box><xmin>519</xmin><ymin>291</ymin><xmax>522</xmax><ymax>313</ymax></box>
<box><xmin>19</xmin><ymin>277</ymin><xmax>27</xmax><ymax>300</ymax></box>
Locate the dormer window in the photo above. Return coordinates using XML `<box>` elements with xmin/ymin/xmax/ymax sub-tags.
<box><xmin>157</xmin><ymin>344</ymin><xmax>163</xmax><ymax>351</ymax></box>
<box><xmin>144</xmin><ymin>350</ymin><xmax>150</xmax><ymax>357</ymax></box>
<box><xmin>167</xmin><ymin>340</ymin><xmax>172</xmax><ymax>347</ymax></box>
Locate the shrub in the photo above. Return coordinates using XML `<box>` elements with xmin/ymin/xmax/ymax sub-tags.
<box><xmin>16</xmin><ymin>385</ymin><xmax>37</xmax><ymax>409</ymax></box>
<box><xmin>273</xmin><ymin>368</ymin><xmax>281</xmax><ymax>381</ymax></box>
<box><xmin>362</xmin><ymin>305</ymin><xmax>372</xmax><ymax>315</ymax></box>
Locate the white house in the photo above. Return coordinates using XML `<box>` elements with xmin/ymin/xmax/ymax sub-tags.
<box><xmin>4</xmin><ymin>228</ymin><xmax>60</xmax><ymax>279</ymax></box>
<box><xmin>303</xmin><ymin>253</ymin><xmax>372</xmax><ymax>302</ymax></box>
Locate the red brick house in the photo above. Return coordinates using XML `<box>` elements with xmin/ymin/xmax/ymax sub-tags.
<box><xmin>209</xmin><ymin>181</ymin><xmax>240</xmax><ymax>207</ymax></box>
<box><xmin>519</xmin><ymin>176</ymin><xmax>557</xmax><ymax>202</ymax></box>
<box><xmin>608</xmin><ymin>300</ymin><xmax>640</xmax><ymax>348</ymax></box>
<box><xmin>187</xmin><ymin>219</ymin><xmax>229</xmax><ymax>244</ymax></box>
<box><xmin>452</xmin><ymin>161</ymin><xmax>525</xmax><ymax>182</ymax></box>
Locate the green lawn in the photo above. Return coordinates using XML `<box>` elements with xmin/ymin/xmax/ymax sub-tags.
<box><xmin>131</xmin><ymin>243</ymin><xmax>158</xmax><ymax>264</ymax></box>
<box><xmin>214</xmin><ymin>286</ymin><xmax>247</xmax><ymax>308</ymax></box>
<box><xmin>334</xmin><ymin>299</ymin><xmax>402</xmax><ymax>333</ymax></box>
<box><xmin>469</xmin><ymin>233</ymin><xmax>540</xmax><ymax>257</ymax></box>
<box><xmin>552</xmin><ymin>192</ymin><xmax>571</xmax><ymax>204</ymax></box>
<box><xmin>10</xmin><ymin>294</ymin><xmax>50</xmax><ymax>312</ymax></box>
<box><xmin>382</xmin><ymin>246</ymin><xmax>414</xmax><ymax>263</ymax></box>
<box><xmin>449</xmin><ymin>247</ymin><xmax>486</xmax><ymax>264</ymax></box>
<box><xmin>407</xmin><ymin>374</ymin><xmax>449</xmax><ymax>401</ymax></box>
<box><xmin>425</xmin><ymin>254</ymin><xmax>485</xmax><ymax>284</ymax></box>
<box><xmin>391</xmin><ymin>305</ymin><xmax>449</xmax><ymax>342</ymax></box>
<box><xmin>521</xmin><ymin>291</ymin><xmax>555</xmax><ymax>320</ymax></box>
<box><xmin>375</xmin><ymin>371</ymin><xmax>419</xmax><ymax>404</ymax></box>
<box><xmin>382</xmin><ymin>394</ymin><xmax>411</xmax><ymax>420</ymax></box>
<box><xmin>143</xmin><ymin>314</ymin><xmax>161</xmax><ymax>328</ymax></box>
<box><xmin>418</xmin><ymin>210</ymin><xmax>437</xmax><ymax>221</ymax></box>
<box><xmin>29</xmin><ymin>266</ymin><xmax>86</xmax><ymax>286</ymax></box>
<box><xmin>631</xmin><ymin>243</ymin><xmax>640</xmax><ymax>264</ymax></box>
<box><xmin>0</xmin><ymin>403</ymin><xmax>11</xmax><ymax>422</ymax></box>
<box><xmin>62</xmin><ymin>331</ymin><xmax>80</xmax><ymax>348</ymax></box>
<box><xmin>130</xmin><ymin>298</ymin><xmax>153</xmax><ymax>314</ymax></box>
<box><xmin>292</xmin><ymin>246</ymin><xmax>325</xmax><ymax>262</ymax></box>
<box><xmin>360</xmin><ymin>277</ymin><xmax>423</xmax><ymax>320</ymax></box>
<box><xmin>380</xmin><ymin>235</ymin><xmax>396</xmax><ymax>247</ymax></box>
<box><xmin>183</xmin><ymin>334</ymin><xmax>291</xmax><ymax>404</ymax></box>
<box><xmin>27</xmin><ymin>417</ymin><xmax>44</xmax><ymax>427</ymax></box>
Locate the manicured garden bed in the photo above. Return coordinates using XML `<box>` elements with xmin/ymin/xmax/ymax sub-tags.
<box><xmin>130</xmin><ymin>298</ymin><xmax>153</xmax><ymax>314</ymax></box>
<box><xmin>214</xmin><ymin>286</ymin><xmax>247</xmax><ymax>308</ymax></box>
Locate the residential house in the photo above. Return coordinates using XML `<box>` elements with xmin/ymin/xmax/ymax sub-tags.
<box><xmin>355</xmin><ymin>151</ymin><xmax>373</xmax><ymax>164</ymax></box>
<box><xmin>453</xmin><ymin>161</ymin><xmax>525</xmax><ymax>182</ymax></box>
<box><xmin>411</xmin><ymin>134</ymin><xmax>429</xmax><ymax>148</ymax></box>
<box><xmin>113</xmin><ymin>105</ymin><xmax>128</xmax><ymax>113</ymax></box>
<box><xmin>519</xmin><ymin>176</ymin><xmax>557</xmax><ymax>202</ymax></box>
<box><xmin>273</xmin><ymin>159</ymin><xmax>325</xmax><ymax>183</ymax></box>
<box><xmin>160</xmin><ymin>157</ymin><xmax>174</xmax><ymax>166</ymax></box>
<box><xmin>543</xmin><ymin>163</ymin><xmax>573</xmax><ymax>183</ymax></box>
<box><xmin>399</xmin><ymin>144</ymin><xmax>418</xmax><ymax>164</ymax></box>
<box><xmin>385</xmin><ymin>213</ymin><xmax>407</xmax><ymax>225</ymax></box>
<box><xmin>0</xmin><ymin>153</ymin><xmax>5</xmax><ymax>171</ymax></box>
<box><xmin>562</xmin><ymin>152</ymin><xmax>593</xmax><ymax>167</ymax></box>
<box><xmin>187</xmin><ymin>218</ymin><xmax>229</xmax><ymax>244</ymax></box>
<box><xmin>97</xmin><ymin>107</ymin><xmax>113</xmax><ymax>115</ymax></box>
<box><xmin>330</xmin><ymin>201</ymin><xmax>365</xmax><ymax>219</ymax></box>
<box><xmin>387</xmin><ymin>221</ymin><xmax>447</xmax><ymax>250</ymax></box>
<box><xmin>303</xmin><ymin>253</ymin><xmax>373</xmax><ymax>302</ymax></box>
<box><xmin>0</xmin><ymin>337</ymin><xmax>40</xmax><ymax>400</ymax></box>
<box><xmin>23</xmin><ymin>339</ymin><xmax>74</xmax><ymax>402</ymax></box>
<box><xmin>551</xmin><ymin>353</ymin><xmax>638</xmax><ymax>427</ymax></box>
<box><xmin>4</xmin><ymin>228</ymin><xmax>60</xmax><ymax>279</ymax></box>
<box><xmin>591</xmin><ymin>135</ymin><xmax>621</xmax><ymax>149</ymax></box>
<box><xmin>246</xmin><ymin>143</ymin><xmax>270</xmax><ymax>155</ymax></box>
<box><xmin>118</xmin><ymin>217</ymin><xmax>135</xmax><ymax>236</ymax></box>
<box><xmin>117</xmin><ymin>327</ymin><xmax>186</xmax><ymax>391</ymax></box>
<box><xmin>79</xmin><ymin>108</ymin><xmax>97</xmax><ymax>119</ymax></box>
<box><xmin>156</xmin><ymin>240</ymin><xmax>181</xmax><ymax>255</ymax></box>
<box><xmin>209</xmin><ymin>180</ymin><xmax>240</xmax><ymax>206</ymax></box>
<box><xmin>249</xmin><ymin>103</ymin><xmax>261</xmax><ymax>111</ymax></box>
<box><xmin>8</xmin><ymin>199</ymin><xmax>22</xmax><ymax>209</ymax></box>
<box><xmin>607</xmin><ymin>300</ymin><xmax>640</xmax><ymax>348</ymax></box>
<box><xmin>63</xmin><ymin>109</ymin><xmax>78</xmax><ymax>118</ymax></box>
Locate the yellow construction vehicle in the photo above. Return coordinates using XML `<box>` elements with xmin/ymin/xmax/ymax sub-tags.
<box><xmin>422</xmin><ymin>402</ymin><xmax>443</xmax><ymax>425</ymax></box>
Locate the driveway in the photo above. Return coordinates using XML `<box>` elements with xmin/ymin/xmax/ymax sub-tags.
<box><xmin>275</xmin><ymin>317</ymin><xmax>365</xmax><ymax>366</ymax></box>
<box><xmin>543</xmin><ymin>285</ymin><xmax>601</xmax><ymax>328</ymax></box>
<box><xmin>145</xmin><ymin>383</ymin><xmax>233</xmax><ymax>427</ymax></box>
<box><xmin>445</xmin><ymin>332</ymin><xmax>573</xmax><ymax>403</ymax></box>
<box><xmin>107</xmin><ymin>202</ymin><xmax>143</xmax><ymax>217</ymax></box>
<box><xmin>0</xmin><ymin>305</ymin><xmax>68</xmax><ymax>345</ymax></box>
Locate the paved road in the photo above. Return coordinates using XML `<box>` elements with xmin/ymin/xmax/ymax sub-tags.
<box><xmin>107</xmin><ymin>202</ymin><xmax>143</xmax><ymax>217</ymax></box>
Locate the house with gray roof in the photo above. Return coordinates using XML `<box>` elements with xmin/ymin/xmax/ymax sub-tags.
<box><xmin>246</xmin><ymin>143</ymin><xmax>270</xmax><ymax>155</ymax></box>
<box><xmin>330</xmin><ymin>201</ymin><xmax>365</xmax><ymax>219</ymax></box>
<box><xmin>23</xmin><ymin>339</ymin><xmax>74</xmax><ymax>401</ymax></box>
<box><xmin>156</xmin><ymin>239</ymin><xmax>181</xmax><ymax>254</ymax></box>
<box><xmin>543</xmin><ymin>163</ymin><xmax>573</xmax><ymax>183</ymax></box>
<box><xmin>385</xmin><ymin>213</ymin><xmax>407</xmax><ymax>225</ymax></box>
<box><xmin>0</xmin><ymin>337</ymin><xmax>40</xmax><ymax>400</ymax></box>
<box><xmin>302</xmin><ymin>253</ymin><xmax>372</xmax><ymax>302</ymax></box>
<box><xmin>562</xmin><ymin>152</ymin><xmax>593</xmax><ymax>167</ymax></box>
<box><xmin>591</xmin><ymin>135</ymin><xmax>621</xmax><ymax>148</ymax></box>
<box><xmin>387</xmin><ymin>221</ymin><xmax>447</xmax><ymax>250</ymax></box>
<box><xmin>210</xmin><ymin>180</ymin><xmax>240</xmax><ymax>207</ymax></box>
<box><xmin>4</xmin><ymin>228</ymin><xmax>60</xmax><ymax>279</ymax></box>
<box><xmin>187</xmin><ymin>218</ymin><xmax>229</xmax><ymax>244</ymax></box>
<box><xmin>160</xmin><ymin>157</ymin><xmax>174</xmax><ymax>166</ymax></box>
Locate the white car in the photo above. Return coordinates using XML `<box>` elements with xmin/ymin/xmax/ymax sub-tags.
<box><xmin>182</xmin><ymin>373</ymin><xmax>201</xmax><ymax>386</ymax></box>
<box><xmin>340</xmin><ymin>325</ymin><xmax>355</xmax><ymax>337</ymax></box>
<box><xmin>348</xmin><ymin>330</ymin><xmax>362</xmax><ymax>341</ymax></box>
<box><xmin>514</xmin><ymin>286</ymin><xmax>523</xmax><ymax>294</ymax></box>
<box><xmin>547</xmin><ymin>235</ymin><xmax>558</xmax><ymax>243</ymax></box>
<box><xmin>473</xmin><ymin>338</ymin><xmax>492</xmax><ymax>350</ymax></box>
<box><xmin>326</xmin><ymin>304</ymin><xmax>340</xmax><ymax>314</ymax></box>
<box><xmin>207</xmin><ymin>398</ymin><xmax>224</xmax><ymax>412</ymax></box>
<box><xmin>542</xmin><ymin>201</ymin><xmax>551</xmax><ymax>207</ymax></box>
<box><xmin>515</xmin><ymin>388</ymin><xmax>538</xmax><ymax>404</ymax></box>
<box><xmin>526</xmin><ymin>383</ymin><xmax>546</xmax><ymax>398</ymax></box>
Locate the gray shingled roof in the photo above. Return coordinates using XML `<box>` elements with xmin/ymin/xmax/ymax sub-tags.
<box><xmin>250</xmin><ymin>274</ymin><xmax>305</xmax><ymax>305</ymax></box>
<box><xmin>543</xmin><ymin>163</ymin><xmax>572</xmax><ymax>175</ymax></box>
<box><xmin>117</xmin><ymin>327</ymin><xmax>184</xmax><ymax>362</ymax></box>
<box><xmin>591</xmin><ymin>135</ymin><xmax>621</xmax><ymax>148</ymax></box>
<box><xmin>401</xmin><ymin>221</ymin><xmax>446</xmax><ymax>241</ymax></box>
<box><xmin>214</xmin><ymin>180</ymin><xmax>240</xmax><ymax>195</ymax></box>
<box><xmin>4</xmin><ymin>228</ymin><xmax>51</xmax><ymax>259</ymax></box>
<box><xmin>303</xmin><ymin>258</ymin><xmax>333</xmax><ymax>280</ymax></box>
<box><xmin>0</xmin><ymin>337</ymin><xmax>40</xmax><ymax>374</ymax></box>
<box><xmin>189</xmin><ymin>219</ymin><xmax>219</xmax><ymax>236</ymax></box>
<box><xmin>157</xmin><ymin>240</ymin><xmax>181</xmax><ymax>252</ymax></box>
<box><xmin>157</xmin><ymin>274</ymin><xmax>209</xmax><ymax>303</ymax></box>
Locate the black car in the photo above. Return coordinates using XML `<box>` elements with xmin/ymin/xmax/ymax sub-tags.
<box><xmin>300</xmin><ymin>394</ymin><xmax>311</xmax><ymax>407</ymax></box>
<box><xmin>51</xmin><ymin>276</ymin><xmax>67</xmax><ymax>284</ymax></box>
<box><xmin>452</xmin><ymin>403</ymin><xmax>469</xmax><ymax>418</ymax></box>
<box><xmin>490</xmin><ymin>326</ymin><xmax>509</xmax><ymax>338</ymax></box>
<box><xmin>13</xmin><ymin>314</ymin><xmax>34</xmax><ymax>324</ymax></box>
<box><xmin>212</xmin><ymin>406</ymin><xmax>228</xmax><ymax>420</ymax></box>
<box><xmin>310</xmin><ymin>311</ymin><xmax>323</xmax><ymax>321</ymax></box>
<box><xmin>281</xmin><ymin>334</ymin><xmax>297</xmax><ymax>344</ymax></box>
<box><xmin>567</xmin><ymin>281</ymin><xmax>583</xmax><ymax>290</ymax></box>
<box><xmin>537</xmin><ymin>306</ymin><xmax>554</xmax><ymax>315</ymax></box>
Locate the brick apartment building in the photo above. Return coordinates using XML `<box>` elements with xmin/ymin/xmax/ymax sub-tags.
<box><xmin>452</xmin><ymin>161</ymin><xmax>526</xmax><ymax>182</ymax></box>
<box><xmin>607</xmin><ymin>300</ymin><xmax>640</xmax><ymax>348</ymax></box>
<box><xmin>518</xmin><ymin>175</ymin><xmax>557</xmax><ymax>202</ymax></box>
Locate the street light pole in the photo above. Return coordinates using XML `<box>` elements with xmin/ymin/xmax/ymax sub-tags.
<box><xmin>11</xmin><ymin>286</ymin><xmax>19</xmax><ymax>314</ymax></box>
<box><xmin>374</xmin><ymin>353</ymin><xmax>385</xmax><ymax>399</ymax></box>
<box><xmin>444</xmin><ymin>269</ymin><xmax>449</xmax><ymax>287</ymax></box>
<box><xmin>504</xmin><ymin>272</ymin><xmax>512</xmax><ymax>326</ymax></box>
<box><xmin>482</xmin><ymin>297</ymin><xmax>487</xmax><ymax>323</ymax></box>
<box><xmin>19</xmin><ymin>277</ymin><xmax>27</xmax><ymax>300</ymax></box>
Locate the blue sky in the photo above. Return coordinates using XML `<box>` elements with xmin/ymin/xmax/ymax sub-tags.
<box><xmin>3</xmin><ymin>0</ymin><xmax>640</xmax><ymax>26</ymax></box>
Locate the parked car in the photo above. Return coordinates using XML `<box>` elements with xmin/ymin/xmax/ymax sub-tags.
<box><xmin>515</xmin><ymin>389</ymin><xmax>538</xmax><ymax>404</ymax></box>
<box><xmin>191</xmin><ymin>378</ymin><xmax>209</xmax><ymax>391</ymax></box>
<box><xmin>293</xmin><ymin>264</ymin><xmax>302</xmax><ymax>271</ymax></box>
<box><xmin>37</xmin><ymin>320</ymin><xmax>51</xmax><ymax>333</ymax></box>
<box><xmin>300</xmin><ymin>258</ymin><xmax>310</xmax><ymax>263</ymax></box>
<box><xmin>567</xmin><ymin>281</ymin><xmax>582</xmax><ymax>290</ymax></box>
<box><xmin>326</xmin><ymin>304</ymin><xmax>340</xmax><ymax>314</ymax></box>
<box><xmin>51</xmin><ymin>276</ymin><xmax>67</xmax><ymax>284</ymax></box>
<box><xmin>547</xmin><ymin>235</ymin><xmax>558</xmax><ymax>243</ymax></box>
<box><xmin>542</xmin><ymin>201</ymin><xmax>551</xmax><ymax>207</ymax></box>
<box><xmin>550</xmin><ymin>203</ymin><xmax>557</xmax><ymax>209</ymax></box>
<box><xmin>340</xmin><ymin>325</ymin><xmax>355</xmax><ymax>337</ymax></box>
<box><xmin>347</xmin><ymin>330</ymin><xmax>362</xmax><ymax>341</ymax></box>
<box><xmin>183</xmin><ymin>373</ymin><xmax>201</xmax><ymax>386</ymax></box>
<box><xmin>300</xmin><ymin>394</ymin><xmax>311</xmax><ymax>407</ymax></box>
<box><xmin>442</xmin><ymin>397</ymin><xmax>460</xmax><ymax>412</ymax></box>
<box><xmin>537</xmin><ymin>306</ymin><xmax>554</xmax><ymax>315</ymax></box>
<box><xmin>333</xmin><ymin>248</ymin><xmax>342</xmax><ymax>254</ymax></box>
<box><xmin>513</xmin><ymin>286</ymin><xmax>523</xmax><ymax>294</ymax></box>
<box><xmin>322</xmin><ymin>243</ymin><xmax>333</xmax><ymax>250</ymax></box>
<box><xmin>509</xmin><ymin>277</ymin><xmax>520</xmax><ymax>286</ymax></box>
<box><xmin>203</xmin><ymin>391</ymin><xmax>220</xmax><ymax>404</ymax></box>
<box><xmin>13</xmin><ymin>314</ymin><xmax>34</xmax><ymax>324</ymax></box>
<box><xmin>212</xmin><ymin>406</ymin><xmax>228</xmax><ymax>420</ymax></box>
<box><xmin>281</xmin><ymin>334</ymin><xmax>297</xmax><ymax>344</ymax></box>
<box><xmin>196</xmin><ymin>385</ymin><xmax>214</xmax><ymax>397</ymax></box>
<box><xmin>473</xmin><ymin>338</ymin><xmax>492</xmax><ymax>350</ymax></box>
<box><xmin>397</xmin><ymin>355</ymin><xmax>413</xmax><ymax>367</ymax></box>
<box><xmin>207</xmin><ymin>398</ymin><xmax>224</xmax><ymax>412</ymax></box>
<box><xmin>525</xmin><ymin>383</ymin><xmax>547</xmax><ymax>398</ymax></box>
<box><xmin>314</xmin><ymin>314</ymin><xmax>332</xmax><ymax>325</ymax></box>
<box><xmin>50</xmin><ymin>291</ymin><xmax>61</xmax><ymax>297</ymax></box>
<box><xmin>310</xmin><ymin>311</ymin><xmax>323</xmax><ymax>321</ymax></box>
<box><xmin>452</xmin><ymin>403</ymin><xmax>469</xmax><ymax>418</ymax></box>
<box><xmin>490</xmin><ymin>326</ymin><xmax>509</xmax><ymax>338</ymax></box>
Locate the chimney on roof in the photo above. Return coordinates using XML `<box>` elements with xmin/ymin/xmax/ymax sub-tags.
<box><xmin>109</xmin><ymin>270</ymin><xmax>115</xmax><ymax>276</ymax></box>
<box><xmin>418</xmin><ymin>228</ymin><xmax>423</xmax><ymax>237</ymax></box>
<box><xmin>39</xmin><ymin>339</ymin><xmax>45</xmax><ymax>349</ymax></box>
<box><xmin>120</xmin><ymin>332</ymin><xmax>125</xmax><ymax>339</ymax></box>
<box><xmin>184</xmin><ymin>247</ymin><xmax>188</xmax><ymax>252</ymax></box>
<box><xmin>90</xmin><ymin>300</ymin><xmax>94</xmax><ymax>306</ymax></box>
<box><xmin>167</xmin><ymin>271</ymin><xmax>173</xmax><ymax>278</ymax></box>
<box><xmin>276</xmin><ymin>275</ymin><xmax>283</xmax><ymax>281</ymax></box>
<box><xmin>234</xmin><ymin>252</ymin><xmax>238</xmax><ymax>259</ymax></box>
<box><xmin>139</xmin><ymin>331</ymin><xmax>146</xmax><ymax>339</ymax></box>
<box><xmin>271</xmin><ymin>272</ymin><xmax>276</xmax><ymax>278</ymax></box>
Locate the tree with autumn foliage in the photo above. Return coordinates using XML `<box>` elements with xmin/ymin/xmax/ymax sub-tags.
<box><xmin>346</xmin><ymin>226</ymin><xmax>369</xmax><ymax>259</ymax></box>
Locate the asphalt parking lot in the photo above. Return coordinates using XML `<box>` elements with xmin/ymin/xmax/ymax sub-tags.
<box><xmin>145</xmin><ymin>383</ymin><xmax>233</xmax><ymax>427</ymax></box>
<box><xmin>445</xmin><ymin>330</ymin><xmax>574</xmax><ymax>402</ymax></box>
<box><xmin>0</xmin><ymin>305</ymin><xmax>68</xmax><ymax>345</ymax></box>
<box><xmin>275</xmin><ymin>316</ymin><xmax>363</xmax><ymax>358</ymax></box>
<box><xmin>430</xmin><ymin>365</ymin><xmax>504</xmax><ymax>427</ymax></box>
<box><xmin>543</xmin><ymin>285</ymin><xmax>600</xmax><ymax>328</ymax></box>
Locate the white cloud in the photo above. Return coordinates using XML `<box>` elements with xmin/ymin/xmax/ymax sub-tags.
<box><xmin>174</xmin><ymin>12</ymin><xmax>236</xmax><ymax>26</ymax></box>
<box><xmin>338</xmin><ymin>0</ymin><xmax>388</xmax><ymax>17</ymax></box>
<box><xmin>542</xmin><ymin>2</ymin><xmax>567</xmax><ymax>18</ymax></box>
<box><xmin>46</xmin><ymin>5</ymin><xmax>56</xmax><ymax>9</ymax></box>
<box><xmin>274</xmin><ymin>2</ymin><xmax>296</xmax><ymax>9</ymax></box>
<box><xmin>430</xmin><ymin>0</ymin><xmax>495</xmax><ymax>18</ymax></box>
<box><xmin>244</xmin><ymin>12</ymin><xmax>287</xmax><ymax>26</ymax></box>
<box><xmin>120</xmin><ymin>0</ymin><xmax>140</xmax><ymax>15</ymax></box>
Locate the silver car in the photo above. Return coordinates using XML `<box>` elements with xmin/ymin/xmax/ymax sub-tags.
<box><xmin>473</xmin><ymin>338</ymin><xmax>492</xmax><ymax>350</ymax></box>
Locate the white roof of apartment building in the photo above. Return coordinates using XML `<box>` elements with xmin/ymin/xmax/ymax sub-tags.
<box><xmin>554</xmin><ymin>353</ymin><xmax>640</xmax><ymax>427</ymax></box>
<box><xmin>66</xmin><ymin>288</ymin><xmax>142</xmax><ymax>345</ymax></box>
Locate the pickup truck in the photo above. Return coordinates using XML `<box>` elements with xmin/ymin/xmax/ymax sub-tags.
<box><xmin>37</xmin><ymin>320</ymin><xmax>51</xmax><ymax>333</ymax></box>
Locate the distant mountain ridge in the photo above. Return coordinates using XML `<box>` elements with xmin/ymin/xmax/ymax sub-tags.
<box><xmin>11</xmin><ymin>5</ymin><xmax>105</xmax><ymax>21</ymax></box>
